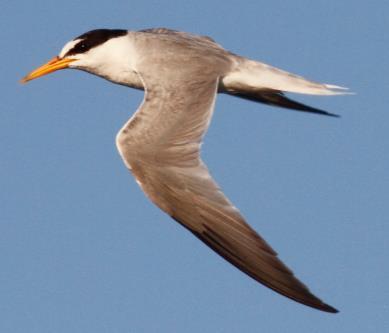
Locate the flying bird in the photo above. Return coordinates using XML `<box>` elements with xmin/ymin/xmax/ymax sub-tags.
<box><xmin>22</xmin><ymin>28</ymin><xmax>348</xmax><ymax>313</ymax></box>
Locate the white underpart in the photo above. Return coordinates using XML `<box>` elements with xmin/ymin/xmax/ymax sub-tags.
<box><xmin>222</xmin><ymin>59</ymin><xmax>350</xmax><ymax>95</ymax></box>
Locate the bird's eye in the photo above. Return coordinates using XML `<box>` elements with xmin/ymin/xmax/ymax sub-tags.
<box><xmin>80</xmin><ymin>43</ymin><xmax>86</xmax><ymax>49</ymax></box>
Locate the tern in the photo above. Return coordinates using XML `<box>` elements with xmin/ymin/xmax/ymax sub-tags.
<box><xmin>22</xmin><ymin>28</ymin><xmax>348</xmax><ymax>313</ymax></box>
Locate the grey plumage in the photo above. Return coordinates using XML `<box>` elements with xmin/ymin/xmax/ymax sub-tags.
<box><xmin>22</xmin><ymin>28</ymin><xmax>348</xmax><ymax>313</ymax></box>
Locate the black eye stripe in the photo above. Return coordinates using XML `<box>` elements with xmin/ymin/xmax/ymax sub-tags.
<box><xmin>64</xmin><ymin>29</ymin><xmax>127</xmax><ymax>57</ymax></box>
<box><xmin>66</xmin><ymin>41</ymin><xmax>92</xmax><ymax>56</ymax></box>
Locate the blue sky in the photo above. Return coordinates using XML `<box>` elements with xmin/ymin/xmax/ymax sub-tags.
<box><xmin>1</xmin><ymin>1</ymin><xmax>388</xmax><ymax>332</ymax></box>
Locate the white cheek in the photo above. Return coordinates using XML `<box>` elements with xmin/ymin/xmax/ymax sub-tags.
<box><xmin>100</xmin><ymin>36</ymin><xmax>139</xmax><ymax>70</ymax></box>
<box><xmin>60</xmin><ymin>35</ymin><xmax>142</xmax><ymax>87</ymax></box>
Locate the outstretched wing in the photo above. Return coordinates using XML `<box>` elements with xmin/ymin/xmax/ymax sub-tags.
<box><xmin>115</xmin><ymin>63</ymin><xmax>337</xmax><ymax>312</ymax></box>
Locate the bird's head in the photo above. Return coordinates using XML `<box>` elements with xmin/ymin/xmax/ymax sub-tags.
<box><xmin>21</xmin><ymin>29</ymin><xmax>138</xmax><ymax>85</ymax></box>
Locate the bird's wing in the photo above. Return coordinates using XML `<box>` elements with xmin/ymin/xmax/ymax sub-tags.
<box><xmin>227</xmin><ymin>88</ymin><xmax>340</xmax><ymax>117</ymax></box>
<box><xmin>115</xmin><ymin>68</ymin><xmax>337</xmax><ymax>313</ymax></box>
<box><xmin>222</xmin><ymin>57</ymin><xmax>350</xmax><ymax>96</ymax></box>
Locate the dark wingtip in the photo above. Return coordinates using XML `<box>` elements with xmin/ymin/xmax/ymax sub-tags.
<box><xmin>226</xmin><ymin>90</ymin><xmax>342</xmax><ymax>118</ymax></box>
<box><xmin>319</xmin><ymin>303</ymin><xmax>339</xmax><ymax>313</ymax></box>
<box><xmin>318</xmin><ymin>111</ymin><xmax>340</xmax><ymax>118</ymax></box>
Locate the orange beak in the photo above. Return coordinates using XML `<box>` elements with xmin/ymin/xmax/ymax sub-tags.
<box><xmin>21</xmin><ymin>56</ymin><xmax>77</xmax><ymax>83</ymax></box>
